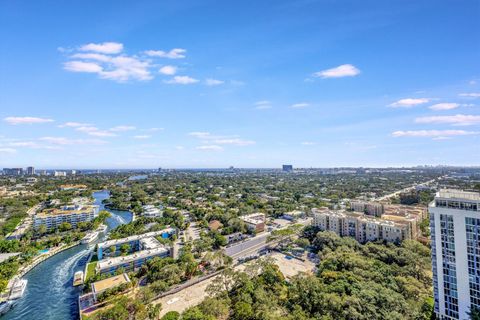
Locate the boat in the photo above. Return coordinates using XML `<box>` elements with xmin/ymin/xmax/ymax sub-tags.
<box><xmin>97</xmin><ymin>224</ymin><xmax>108</xmax><ymax>233</ymax></box>
<box><xmin>81</xmin><ymin>231</ymin><xmax>99</xmax><ymax>244</ymax></box>
<box><xmin>9</xmin><ymin>279</ymin><xmax>27</xmax><ymax>300</ymax></box>
<box><xmin>73</xmin><ymin>271</ymin><xmax>84</xmax><ymax>286</ymax></box>
<box><xmin>0</xmin><ymin>300</ymin><xmax>16</xmax><ymax>316</ymax></box>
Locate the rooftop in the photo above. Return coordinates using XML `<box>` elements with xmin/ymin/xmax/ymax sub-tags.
<box><xmin>98</xmin><ymin>228</ymin><xmax>175</xmax><ymax>249</ymax></box>
<box><xmin>97</xmin><ymin>246</ymin><xmax>169</xmax><ymax>270</ymax></box>
<box><xmin>92</xmin><ymin>273</ymin><xmax>130</xmax><ymax>294</ymax></box>
<box><xmin>437</xmin><ymin>189</ymin><xmax>480</xmax><ymax>201</ymax></box>
<box><xmin>35</xmin><ymin>204</ymin><xmax>98</xmax><ymax>218</ymax></box>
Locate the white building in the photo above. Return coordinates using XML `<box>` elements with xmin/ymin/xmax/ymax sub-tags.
<box><xmin>34</xmin><ymin>204</ymin><xmax>99</xmax><ymax>230</ymax></box>
<box><xmin>141</xmin><ymin>205</ymin><xmax>163</xmax><ymax>218</ymax></box>
<box><xmin>241</xmin><ymin>213</ymin><xmax>266</xmax><ymax>233</ymax></box>
<box><xmin>429</xmin><ymin>189</ymin><xmax>480</xmax><ymax>320</ymax></box>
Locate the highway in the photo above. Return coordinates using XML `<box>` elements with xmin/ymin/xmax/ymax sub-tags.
<box><xmin>376</xmin><ymin>177</ymin><xmax>441</xmax><ymax>201</ymax></box>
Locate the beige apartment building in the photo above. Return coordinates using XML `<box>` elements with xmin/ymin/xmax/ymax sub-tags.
<box><xmin>312</xmin><ymin>206</ymin><xmax>420</xmax><ymax>243</ymax></box>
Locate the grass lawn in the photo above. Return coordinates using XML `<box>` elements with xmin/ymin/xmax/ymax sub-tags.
<box><xmin>86</xmin><ymin>261</ymin><xmax>97</xmax><ymax>281</ymax></box>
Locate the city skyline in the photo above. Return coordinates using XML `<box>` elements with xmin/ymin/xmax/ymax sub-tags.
<box><xmin>1</xmin><ymin>0</ymin><xmax>480</xmax><ymax>168</ymax></box>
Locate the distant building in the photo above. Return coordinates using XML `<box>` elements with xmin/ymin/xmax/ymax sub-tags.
<box><xmin>34</xmin><ymin>204</ymin><xmax>99</xmax><ymax>230</ymax></box>
<box><xmin>26</xmin><ymin>166</ymin><xmax>35</xmax><ymax>175</ymax></box>
<box><xmin>3</xmin><ymin>168</ymin><xmax>23</xmax><ymax>176</ymax></box>
<box><xmin>282</xmin><ymin>165</ymin><xmax>293</xmax><ymax>172</ymax></box>
<box><xmin>429</xmin><ymin>189</ymin><xmax>480</xmax><ymax>319</ymax></box>
<box><xmin>141</xmin><ymin>205</ymin><xmax>163</xmax><ymax>218</ymax></box>
<box><xmin>54</xmin><ymin>171</ymin><xmax>67</xmax><ymax>177</ymax></box>
<box><xmin>282</xmin><ymin>210</ymin><xmax>304</xmax><ymax>221</ymax></box>
<box><xmin>241</xmin><ymin>213</ymin><xmax>266</xmax><ymax>233</ymax></box>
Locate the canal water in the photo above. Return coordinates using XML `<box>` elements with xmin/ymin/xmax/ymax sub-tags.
<box><xmin>2</xmin><ymin>190</ymin><xmax>133</xmax><ymax>320</ymax></box>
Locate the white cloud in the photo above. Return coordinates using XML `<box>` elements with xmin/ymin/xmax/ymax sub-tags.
<box><xmin>290</xmin><ymin>102</ymin><xmax>310</xmax><ymax>109</ymax></box>
<box><xmin>189</xmin><ymin>132</ymin><xmax>255</xmax><ymax>147</ymax></box>
<box><xmin>145</xmin><ymin>48</ymin><xmax>186</xmax><ymax>59</ymax></box>
<box><xmin>205</xmin><ymin>78</ymin><xmax>224</xmax><ymax>86</ymax></box>
<box><xmin>175</xmin><ymin>146</ymin><xmax>185</xmax><ymax>150</ymax></box>
<box><xmin>144</xmin><ymin>127</ymin><xmax>164</xmax><ymax>132</ymax></box>
<box><xmin>4</xmin><ymin>116</ymin><xmax>54</xmax><ymax>125</ymax></box>
<box><xmin>213</xmin><ymin>138</ymin><xmax>255</xmax><ymax>146</ymax></box>
<box><xmin>415</xmin><ymin>114</ymin><xmax>480</xmax><ymax>126</ymax></box>
<box><xmin>159</xmin><ymin>65</ymin><xmax>177</xmax><ymax>75</ymax></box>
<box><xmin>254</xmin><ymin>101</ymin><xmax>272</xmax><ymax>110</ymax></box>
<box><xmin>164</xmin><ymin>76</ymin><xmax>199</xmax><ymax>85</ymax></box>
<box><xmin>58</xmin><ymin>122</ymin><xmax>91</xmax><ymax>128</ymax></box>
<box><xmin>80</xmin><ymin>42</ymin><xmax>124</xmax><ymax>54</ymax></box>
<box><xmin>459</xmin><ymin>93</ymin><xmax>480</xmax><ymax>98</ymax></box>
<box><xmin>428</xmin><ymin>103</ymin><xmax>460</xmax><ymax>111</ymax></box>
<box><xmin>189</xmin><ymin>132</ymin><xmax>211</xmax><ymax>138</ymax></box>
<box><xmin>76</xmin><ymin>126</ymin><xmax>117</xmax><ymax>137</ymax></box>
<box><xmin>110</xmin><ymin>125</ymin><xmax>136</xmax><ymax>132</ymax></box>
<box><xmin>133</xmin><ymin>135</ymin><xmax>151</xmax><ymax>139</ymax></box>
<box><xmin>313</xmin><ymin>64</ymin><xmax>360</xmax><ymax>78</ymax></box>
<box><xmin>0</xmin><ymin>148</ymin><xmax>17</xmax><ymax>154</ymax></box>
<box><xmin>389</xmin><ymin>98</ymin><xmax>430</xmax><ymax>108</ymax></box>
<box><xmin>39</xmin><ymin>137</ymin><xmax>107</xmax><ymax>145</ymax></box>
<box><xmin>301</xmin><ymin>141</ymin><xmax>316</xmax><ymax>145</ymax></box>
<box><xmin>392</xmin><ymin>130</ymin><xmax>477</xmax><ymax>138</ymax></box>
<box><xmin>196</xmin><ymin>145</ymin><xmax>223</xmax><ymax>151</ymax></box>
<box><xmin>64</xmin><ymin>61</ymin><xmax>103</xmax><ymax>73</ymax></box>
<box><xmin>65</xmin><ymin>49</ymin><xmax>152</xmax><ymax>82</ymax></box>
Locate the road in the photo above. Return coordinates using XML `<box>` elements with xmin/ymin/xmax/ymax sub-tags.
<box><xmin>376</xmin><ymin>177</ymin><xmax>441</xmax><ymax>201</ymax></box>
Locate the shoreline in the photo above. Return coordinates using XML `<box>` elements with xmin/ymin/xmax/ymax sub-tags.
<box><xmin>1</xmin><ymin>241</ymin><xmax>82</xmax><ymax>301</ymax></box>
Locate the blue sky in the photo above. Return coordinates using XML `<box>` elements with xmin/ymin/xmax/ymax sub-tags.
<box><xmin>1</xmin><ymin>0</ymin><xmax>479</xmax><ymax>169</ymax></box>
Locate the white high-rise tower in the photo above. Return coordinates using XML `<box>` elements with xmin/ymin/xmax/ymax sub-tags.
<box><xmin>429</xmin><ymin>189</ymin><xmax>480</xmax><ymax>319</ymax></box>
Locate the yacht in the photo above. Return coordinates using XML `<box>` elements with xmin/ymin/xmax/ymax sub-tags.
<box><xmin>81</xmin><ymin>231</ymin><xmax>99</xmax><ymax>244</ymax></box>
<box><xmin>9</xmin><ymin>279</ymin><xmax>27</xmax><ymax>300</ymax></box>
<box><xmin>73</xmin><ymin>271</ymin><xmax>84</xmax><ymax>286</ymax></box>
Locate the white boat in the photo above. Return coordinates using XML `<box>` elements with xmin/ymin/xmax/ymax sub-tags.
<box><xmin>97</xmin><ymin>224</ymin><xmax>108</xmax><ymax>233</ymax></box>
<box><xmin>9</xmin><ymin>279</ymin><xmax>27</xmax><ymax>300</ymax></box>
<box><xmin>81</xmin><ymin>231</ymin><xmax>99</xmax><ymax>244</ymax></box>
<box><xmin>0</xmin><ymin>300</ymin><xmax>16</xmax><ymax>316</ymax></box>
<box><xmin>73</xmin><ymin>271</ymin><xmax>84</xmax><ymax>286</ymax></box>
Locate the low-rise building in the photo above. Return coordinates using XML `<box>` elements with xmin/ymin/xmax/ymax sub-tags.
<box><xmin>33</xmin><ymin>204</ymin><xmax>99</xmax><ymax>230</ymax></box>
<box><xmin>312</xmin><ymin>207</ymin><xmax>417</xmax><ymax>243</ymax></box>
<box><xmin>141</xmin><ymin>205</ymin><xmax>163</xmax><ymax>218</ymax></box>
<box><xmin>59</xmin><ymin>184</ymin><xmax>88</xmax><ymax>191</ymax></box>
<box><xmin>241</xmin><ymin>213</ymin><xmax>266</xmax><ymax>233</ymax></box>
<box><xmin>97</xmin><ymin>228</ymin><xmax>175</xmax><ymax>260</ymax></box>
<box><xmin>91</xmin><ymin>273</ymin><xmax>131</xmax><ymax>301</ymax></box>
<box><xmin>282</xmin><ymin>210</ymin><xmax>304</xmax><ymax>221</ymax></box>
<box><xmin>96</xmin><ymin>246</ymin><xmax>171</xmax><ymax>275</ymax></box>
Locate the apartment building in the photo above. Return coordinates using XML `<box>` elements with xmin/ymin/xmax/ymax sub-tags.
<box><xmin>241</xmin><ymin>213</ymin><xmax>266</xmax><ymax>233</ymax></box>
<box><xmin>429</xmin><ymin>189</ymin><xmax>480</xmax><ymax>320</ymax></box>
<box><xmin>97</xmin><ymin>228</ymin><xmax>176</xmax><ymax>260</ymax></box>
<box><xmin>312</xmin><ymin>207</ymin><xmax>416</xmax><ymax>243</ymax></box>
<box><xmin>33</xmin><ymin>204</ymin><xmax>99</xmax><ymax>230</ymax></box>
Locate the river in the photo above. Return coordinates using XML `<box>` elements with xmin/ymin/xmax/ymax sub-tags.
<box><xmin>2</xmin><ymin>190</ymin><xmax>133</xmax><ymax>320</ymax></box>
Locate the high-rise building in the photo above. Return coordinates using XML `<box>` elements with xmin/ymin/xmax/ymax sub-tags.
<box><xmin>429</xmin><ymin>189</ymin><xmax>480</xmax><ymax>319</ymax></box>
<box><xmin>282</xmin><ymin>165</ymin><xmax>293</xmax><ymax>172</ymax></box>
<box><xmin>26</xmin><ymin>166</ymin><xmax>35</xmax><ymax>175</ymax></box>
<box><xmin>3</xmin><ymin>168</ymin><xmax>23</xmax><ymax>176</ymax></box>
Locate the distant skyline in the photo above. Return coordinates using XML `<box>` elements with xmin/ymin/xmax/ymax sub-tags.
<box><xmin>1</xmin><ymin>0</ymin><xmax>479</xmax><ymax>168</ymax></box>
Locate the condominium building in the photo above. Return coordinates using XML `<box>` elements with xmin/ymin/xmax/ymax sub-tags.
<box><xmin>241</xmin><ymin>213</ymin><xmax>266</xmax><ymax>233</ymax></box>
<box><xmin>96</xmin><ymin>246</ymin><xmax>170</xmax><ymax>275</ymax></box>
<box><xmin>429</xmin><ymin>189</ymin><xmax>480</xmax><ymax>319</ymax></box>
<box><xmin>26</xmin><ymin>166</ymin><xmax>35</xmax><ymax>175</ymax></box>
<box><xmin>33</xmin><ymin>204</ymin><xmax>99</xmax><ymax>230</ymax></box>
<box><xmin>141</xmin><ymin>204</ymin><xmax>163</xmax><ymax>218</ymax></box>
<box><xmin>97</xmin><ymin>228</ymin><xmax>176</xmax><ymax>260</ymax></box>
<box><xmin>312</xmin><ymin>207</ymin><xmax>416</xmax><ymax>243</ymax></box>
